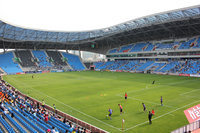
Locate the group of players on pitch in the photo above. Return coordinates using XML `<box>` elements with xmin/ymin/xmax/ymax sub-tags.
<box><xmin>107</xmin><ymin>93</ymin><xmax>163</xmax><ymax>124</ymax></box>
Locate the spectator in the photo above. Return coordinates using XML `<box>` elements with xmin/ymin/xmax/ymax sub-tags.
<box><xmin>46</xmin><ymin>129</ymin><xmax>51</xmax><ymax>133</ymax></box>
<box><xmin>52</xmin><ymin>126</ymin><xmax>59</xmax><ymax>133</ymax></box>
<box><xmin>44</xmin><ymin>112</ymin><xmax>49</xmax><ymax>123</ymax></box>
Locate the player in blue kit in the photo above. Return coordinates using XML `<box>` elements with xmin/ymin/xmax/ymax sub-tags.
<box><xmin>161</xmin><ymin>96</ymin><xmax>163</xmax><ymax>106</ymax></box>
<box><xmin>108</xmin><ymin>108</ymin><xmax>113</xmax><ymax>120</ymax></box>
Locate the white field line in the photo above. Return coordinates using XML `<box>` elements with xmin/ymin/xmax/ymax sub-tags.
<box><xmin>116</xmin><ymin>95</ymin><xmax>175</xmax><ymax>108</ymax></box>
<box><xmin>124</xmin><ymin>99</ymin><xmax>200</xmax><ymax>131</ymax></box>
<box><xmin>7</xmin><ymin>76</ymin><xmax>121</xmax><ymax>131</ymax></box>
<box><xmin>120</xmin><ymin>79</ymin><xmax>195</xmax><ymax>96</ymax></box>
<box><xmin>179</xmin><ymin>89</ymin><xmax>200</xmax><ymax>96</ymax></box>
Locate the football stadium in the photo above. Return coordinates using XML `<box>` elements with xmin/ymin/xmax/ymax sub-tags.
<box><xmin>0</xmin><ymin>1</ymin><xmax>200</xmax><ymax>133</ymax></box>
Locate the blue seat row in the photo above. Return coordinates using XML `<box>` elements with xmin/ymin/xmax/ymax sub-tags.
<box><xmin>10</xmin><ymin>107</ymin><xmax>37</xmax><ymax>133</ymax></box>
<box><xmin>20</xmin><ymin>109</ymin><xmax>47</xmax><ymax>133</ymax></box>
<box><xmin>5</xmin><ymin>113</ymin><xmax>26</xmax><ymax>133</ymax></box>
<box><xmin>0</xmin><ymin>115</ymin><xmax>15</xmax><ymax>133</ymax></box>
<box><xmin>62</xmin><ymin>52</ymin><xmax>86</xmax><ymax>71</ymax></box>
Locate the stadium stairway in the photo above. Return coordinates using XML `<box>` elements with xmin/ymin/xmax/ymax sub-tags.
<box><xmin>146</xmin><ymin>62</ymin><xmax>166</xmax><ymax>71</ymax></box>
<box><xmin>143</xmin><ymin>43</ymin><xmax>154</xmax><ymax>51</ymax></box>
<box><xmin>136</xmin><ymin>61</ymin><xmax>154</xmax><ymax>71</ymax></box>
<box><xmin>156</xmin><ymin>62</ymin><xmax>168</xmax><ymax>71</ymax></box>
<box><xmin>143</xmin><ymin>62</ymin><xmax>155</xmax><ymax>71</ymax></box>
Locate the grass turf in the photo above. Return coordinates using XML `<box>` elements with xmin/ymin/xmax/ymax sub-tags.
<box><xmin>3</xmin><ymin>71</ymin><xmax>200</xmax><ymax>133</ymax></box>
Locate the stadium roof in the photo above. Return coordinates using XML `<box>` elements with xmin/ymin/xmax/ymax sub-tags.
<box><xmin>0</xmin><ymin>5</ymin><xmax>200</xmax><ymax>54</ymax></box>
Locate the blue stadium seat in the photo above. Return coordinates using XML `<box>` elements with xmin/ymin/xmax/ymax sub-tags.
<box><xmin>119</xmin><ymin>44</ymin><xmax>133</xmax><ymax>53</ymax></box>
<box><xmin>192</xmin><ymin>37</ymin><xmax>200</xmax><ymax>49</ymax></box>
<box><xmin>0</xmin><ymin>52</ymin><xmax>23</xmax><ymax>74</ymax></box>
<box><xmin>143</xmin><ymin>43</ymin><xmax>154</xmax><ymax>51</ymax></box>
<box><xmin>97</xmin><ymin>61</ymin><xmax>114</xmax><ymax>70</ymax></box>
<box><xmin>129</xmin><ymin>43</ymin><xmax>147</xmax><ymax>52</ymax></box>
<box><xmin>0</xmin><ymin>115</ymin><xmax>15</xmax><ymax>133</ymax></box>
<box><xmin>109</xmin><ymin>48</ymin><xmax>119</xmax><ymax>53</ymax></box>
<box><xmin>178</xmin><ymin>38</ymin><xmax>196</xmax><ymax>49</ymax></box>
<box><xmin>62</xmin><ymin>53</ymin><xmax>85</xmax><ymax>71</ymax></box>
<box><xmin>94</xmin><ymin>62</ymin><xmax>105</xmax><ymax>69</ymax></box>
<box><xmin>32</xmin><ymin>50</ymin><xmax>52</xmax><ymax>67</ymax></box>
<box><xmin>136</xmin><ymin>61</ymin><xmax>154</xmax><ymax>71</ymax></box>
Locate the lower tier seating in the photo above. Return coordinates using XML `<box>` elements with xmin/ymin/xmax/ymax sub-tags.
<box><xmin>95</xmin><ymin>59</ymin><xmax>200</xmax><ymax>74</ymax></box>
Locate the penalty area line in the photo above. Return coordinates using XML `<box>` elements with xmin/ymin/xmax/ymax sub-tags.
<box><xmin>116</xmin><ymin>95</ymin><xmax>175</xmax><ymax>108</ymax></box>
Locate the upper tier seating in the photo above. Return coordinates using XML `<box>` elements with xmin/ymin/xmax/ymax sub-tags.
<box><xmin>46</xmin><ymin>51</ymin><xmax>67</xmax><ymax>66</ymax></box>
<box><xmin>32</xmin><ymin>51</ymin><xmax>52</xmax><ymax>67</ymax></box>
<box><xmin>155</xmin><ymin>43</ymin><xmax>175</xmax><ymax>50</ymax></box>
<box><xmin>192</xmin><ymin>37</ymin><xmax>200</xmax><ymax>49</ymax></box>
<box><xmin>178</xmin><ymin>38</ymin><xmax>196</xmax><ymax>49</ymax></box>
<box><xmin>119</xmin><ymin>45</ymin><xmax>133</xmax><ymax>53</ymax></box>
<box><xmin>107</xmin><ymin>37</ymin><xmax>200</xmax><ymax>54</ymax></box>
<box><xmin>143</xmin><ymin>43</ymin><xmax>154</xmax><ymax>51</ymax></box>
<box><xmin>0</xmin><ymin>52</ymin><xmax>22</xmax><ymax>74</ymax></box>
<box><xmin>109</xmin><ymin>48</ymin><xmax>118</xmax><ymax>54</ymax></box>
<box><xmin>62</xmin><ymin>53</ymin><xmax>85</xmax><ymax>70</ymax></box>
<box><xmin>130</xmin><ymin>43</ymin><xmax>147</xmax><ymax>52</ymax></box>
<box><xmin>15</xmin><ymin>51</ymin><xmax>36</xmax><ymax>67</ymax></box>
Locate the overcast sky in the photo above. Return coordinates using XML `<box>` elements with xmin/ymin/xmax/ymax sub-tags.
<box><xmin>0</xmin><ymin>0</ymin><xmax>199</xmax><ymax>32</ymax></box>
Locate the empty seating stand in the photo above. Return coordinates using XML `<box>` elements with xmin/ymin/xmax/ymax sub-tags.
<box><xmin>178</xmin><ymin>38</ymin><xmax>196</xmax><ymax>49</ymax></box>
<box><xmin>192</xmin><ymin>37</ymin><xmax>200</xmax><ymax>49</ymax></box>
<box><xmin>0</xmin><ymin>52</ymin><xmax>22</xmax><ymax>74</ymax></box>
<box><xmin>136</xmin><ymin>61</ymin><xmax>154</xmax><ymax>71</ymax></box>
<box><xmin>15</xmin><ymin>51</ymin><xmax>36</xmax><ymax>67</ymax></box>
<box><xmin>94</xmin><ymin>62</ymin><xmax>105</xmax><ymax>69</ymax></box>
<box><xmin>119</xmin><ymin>45</ymin><xmax>133</xmax><ymax>53</ymax></box>
<box><xmin>46</xmin><ymin>51</ymin><xmax>67</xmax><ymax>66</ymax></box>
<box><xmin>62</xmin><ymin>52</ymin><xmax>85</xmax><ymax>70</ymax></box>
<box><xmin>143</xmin><ymin>43</ymin><xmax>154</xmax><ymax>51</ymax></box>
<box><xmin>130</xmin><ymin>43</ymin><xmax>147</xmax><ymax>52</ymax></box>
<box><xmin>32</xmin><ymin>50</ymin><xmax>52</xmax><ymax>67</ymax></box>
<box><xmin>109</xmin><ymin>48</ymin><xmax>118</xmax><ymax>54</ymax></box>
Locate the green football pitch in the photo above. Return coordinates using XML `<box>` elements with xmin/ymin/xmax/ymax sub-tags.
<box><xmin>3</xmin><ymin>71</ymin><xmax>200</xmax><ymax>133</ymax></box>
